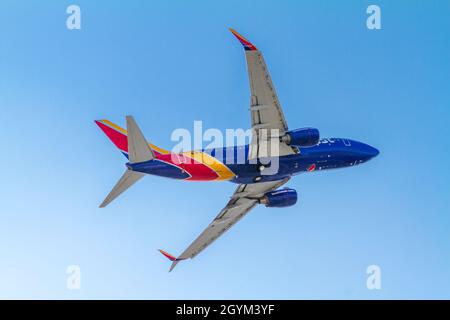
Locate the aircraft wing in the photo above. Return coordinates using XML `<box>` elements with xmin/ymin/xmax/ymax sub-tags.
<box><xmin>229</xmin><ymin>28</ymin><xmax>297</xmax><ymax>158</ymax></box>
<box><xmin>159</xmin><ymin>178</ymin><xmax>289</xmax><ymax>271</ymax></box>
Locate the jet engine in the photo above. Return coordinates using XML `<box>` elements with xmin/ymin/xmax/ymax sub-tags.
<box><xmin>260</xmin><ymin>188</ymin><xmax>298</xmax><ymax>208</ymax></box>
<box><xmin>281</xmin><ymin>128</ymin><xmax>320</xmax><ymax>147</ymax></box>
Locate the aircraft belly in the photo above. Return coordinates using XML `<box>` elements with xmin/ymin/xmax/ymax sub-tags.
<box><xmin>131</xmin><ymin>159</ymin><xmax>190</xmax><ymax>180</ymax></box>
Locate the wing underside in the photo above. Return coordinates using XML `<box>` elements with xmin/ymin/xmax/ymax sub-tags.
<box><xmin>229</xmin><ymin>28</ymin><xmax>297</xmax><ymax>158</ymax></box>
<box><xmin>159</xmin><ymin>29</ymin><xmax>296</xmax><ymax>271</ymax></box>
<box><xmin>160</xmin><ymin>178</ymin><xmax>289</xmax><ymax>271</ymax></box>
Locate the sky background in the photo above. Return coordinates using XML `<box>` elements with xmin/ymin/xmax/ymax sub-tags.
<box><xmin>0</xmin><ymin>0</ymin><xmax>449</xmax><ymax>299</ymax></box>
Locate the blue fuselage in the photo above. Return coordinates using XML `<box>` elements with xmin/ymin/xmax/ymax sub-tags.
<box><xmin>128</xmin><ymin>138</ymin><xmax>379</xmax><ymax>184</ymax></box>
<box><xmin>226</xmin><ymin>138</ymin><xmax>378</xmax><ymax>183</ymax></box>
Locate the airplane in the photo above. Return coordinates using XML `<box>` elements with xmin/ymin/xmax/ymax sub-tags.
<box><xmin>95</xmin><ymin>28</ymin><xmax>379</xmax><ymax>272</ymax></box>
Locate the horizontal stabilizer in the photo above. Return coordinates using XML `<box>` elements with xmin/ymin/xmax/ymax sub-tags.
<box><xmin>126</xmin><ymin>115</ymin><xmax>155</xmax><ymax>163</ymax></box>
<box><xmin>99</xmin><ymin>170</ymin><xmax>144</xmax><ymax>208</ymax></box>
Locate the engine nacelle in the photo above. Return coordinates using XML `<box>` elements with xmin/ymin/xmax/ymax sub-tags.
<box><xmin>281</xmin><ymin>128</ymin><xmax>320</xmax><ymax>147</ymax></box>
<box><xmin>260</xmin><ymin>188</ymin><xmax>298</xmax><ymax>208</ymax></box>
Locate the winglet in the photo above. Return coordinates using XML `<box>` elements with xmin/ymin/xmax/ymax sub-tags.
<box><xmin>229</xmin><ymin>28</ymin><xmax>258</xmax><ymax>51</ymax></box>
<box><xmin>158</xmin><ymin>249</ymin><xmax>177</xmax><ymax>261</ymax></box>
<box><xmin>158</xmin><ymin>249</ymin><xmax>183</xmax><ymax>272</ymax></box>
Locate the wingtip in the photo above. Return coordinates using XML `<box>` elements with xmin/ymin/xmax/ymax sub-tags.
<box><xmin>158</xmin><ymin>249</ymin><xmax>184</xmax><ymax>272</ymax></box>
<box><xmin>169</xmin><ymin>260</ymin><xmax>180</xmax><ymax>272</ymax></box>
<box><xmin>158</xmin><ymin>249</ymin><xmax>177</xmax><ymax>261</ymax></box>
<box><xmin>229</xmin><ymin>28</ymin><xmax>258</xmax><ymax>51</ymax></box>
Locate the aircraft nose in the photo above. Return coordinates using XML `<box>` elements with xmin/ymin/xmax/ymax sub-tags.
<box><xmin>361</xmin><ymin>144</ymin><xmax>379</xmax><ymax>160</ymax></box>
<box><xmin>367</xmin><ymin>145</ymin><xmax>379</xmax><ymax>158</ymax></box>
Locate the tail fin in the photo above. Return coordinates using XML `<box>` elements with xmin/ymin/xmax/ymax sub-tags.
<box><xmin>97</xmin><ymin>115</ymin><xmax>160</xmax><ymax>207</ymax></box>
<box><xmin>95</xmin><ymin>119</ymin><xmax>170</xmax><ymax>159</ymax></box>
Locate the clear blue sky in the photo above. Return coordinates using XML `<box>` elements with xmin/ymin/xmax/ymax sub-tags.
<box><xmin>0</xmin><ymin>0</ymin><xmax>449</xmax><ymax>299</ymax></box>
